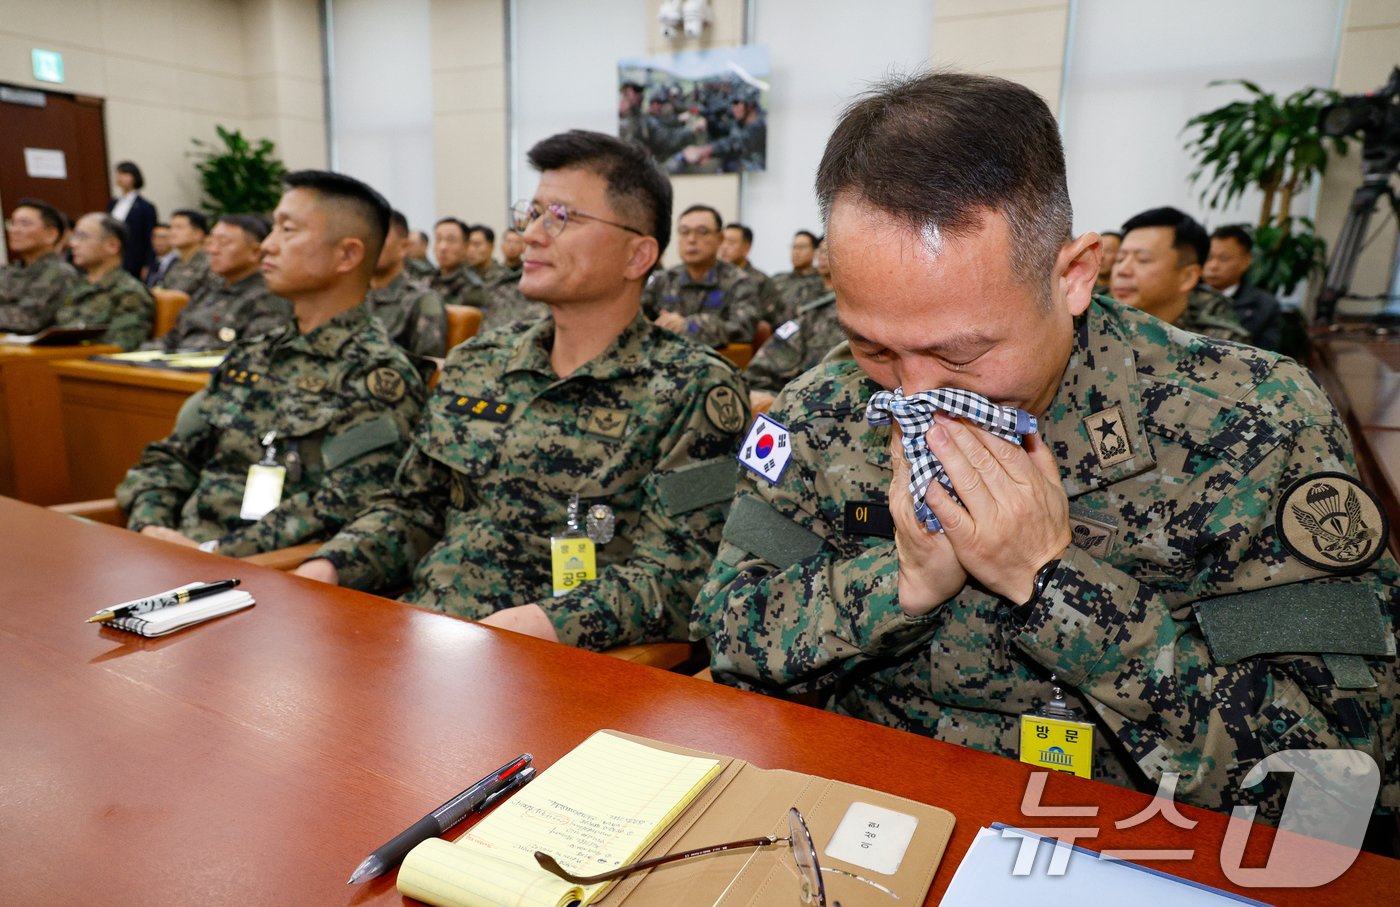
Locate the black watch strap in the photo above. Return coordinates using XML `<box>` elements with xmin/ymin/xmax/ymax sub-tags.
<box><xmin>1011</xmin><ymin>557</ymin><xmax>1061</xmax><ymax>622</ymax></box>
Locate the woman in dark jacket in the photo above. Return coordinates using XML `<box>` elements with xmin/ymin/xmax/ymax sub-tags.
<box><xmin>107</xmin><ymin>160</ymin><xmax>157</xmax><ymax>279</ymax></box>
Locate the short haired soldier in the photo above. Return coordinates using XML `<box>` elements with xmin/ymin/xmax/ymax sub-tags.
<box><xmin>430</xmin><ymin>218</ymin><xmax>475</xmax><ymax>306</ymax></box>
<box><xmin>403</xmin><ymin>229</ymin><xmax>437</xmax><ymax>282</ymax></box>
<box><xmin>0</xmin><ymin>198</ymin><xmax>78</xmax><ymax>334</ymax></box>
<box><xmin>743</xmin><ymin>238</ymin><xmax>840</xmax><ymax>411</ymax></box>
<box><xmin>692</xmin><ymin>72</ymin><xmax>1399</xmax><ymax>823</ymax></box>
<box><xmin>117</xmin><ymin>171</ymin><xmax>425</xmax><ymax>556</ymax></box>
<box><xmin>364</xmin><ymin>209</ymin><xmax>447</xmax><ymax>358</ymax></box>
<box><xmin>56</xmin><ymin>212</ymin><xmax>154</xmax><ymax>350</ymax></box>
<box><xmin>149</xmin><ymin>214</ymin><xmax>292</xmax><ymax>352</ymax></box>
<box><xmin>766</xmin><ymin>230</ymin><xmax>825</xmax><ymax>326</ymax></box>
<box><xmin>643</xmin><ymin>204</ymin><xmax>760</xmax><ymax>347</ymax></box>
<box><xmin>297</xmin><ymin>130</ymin><xmax>748</xmax><ymax>652</ymax></box>
<box><xmin>1112</xmin><ymin>207</ymin><xmax>1249</xmax><ymax>343</ymax></box>
<box><xmin>157</xmin><ymin>209</ymin><xmax>214</xmax><ymax>297</ymax></box>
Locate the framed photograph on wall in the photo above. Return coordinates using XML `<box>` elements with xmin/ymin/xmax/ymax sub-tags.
<box><xmin>618</xmin><ymin>45</ymin><xmax>769</xmax><ymax>175</ymax></box>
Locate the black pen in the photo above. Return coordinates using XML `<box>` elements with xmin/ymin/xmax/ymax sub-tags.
<box><xmin>348</xmin><ymin>753</ymin><xmax>534</xmax><ymax>885</ymax></box>
<box><xmin>86</xmin><ymin>579</ymin><xmax>241</xmax><ymax>623</ymax></box>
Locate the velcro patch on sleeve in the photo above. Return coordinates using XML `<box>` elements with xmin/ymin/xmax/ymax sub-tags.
<box><xmin>1194</xmin><ymin>581</ymin><xmax>1391</xmax><ymax>665</ymax></box>
<box><xmin>656</xmin><ymin>458</ymin><xmax>738</xmax><ymax>516</ymax></box>
<box><xmin>721</xmin><ymin>494</ymin><xmax>824</xmax><ymax>570</ymax></box>
<box><xmin>321</xmin><ymin>414</ymin><xmax>403</xmax><ymax>471</ymax></box>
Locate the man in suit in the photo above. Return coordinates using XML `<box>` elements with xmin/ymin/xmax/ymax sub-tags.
<box><xmin>107</xmin><ymin>161</ymin><xmax>157</xmax><ymax>280</ymax></box>
<box><xmin>1204</xmin><ymin>224</ymin><xmax>1282</xmax><ymax>351</ymax></box>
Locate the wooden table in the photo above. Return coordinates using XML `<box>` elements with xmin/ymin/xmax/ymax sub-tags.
<box><xmin>0</xmin><ymin>344</ymin><xmax>117</xmax><ymax>504</ymax></box>
<box><xmin>48</xmin><ymin>359</ymin><xmax>210</xmax><ymax>501</ymax></box>
<box><xmin>1</xmin><ymin>496</ymin><xmax>1395</xmax><ymax>906</ymax></box>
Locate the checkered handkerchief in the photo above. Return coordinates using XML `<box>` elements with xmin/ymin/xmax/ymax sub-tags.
<box><xmin>866</xmin><ymin>387</ymin><xmax>1038</xmax><ymax>532</ymax></box>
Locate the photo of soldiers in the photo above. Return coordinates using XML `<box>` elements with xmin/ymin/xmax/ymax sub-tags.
<box><xmin>618</xmin><ymin>45</ymin><xmax>769</xmax><ymax>175</ymax></box>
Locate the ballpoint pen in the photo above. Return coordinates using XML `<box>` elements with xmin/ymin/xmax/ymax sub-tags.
<box><xmin>86</xmin><ymin>579</ymin><xmax>241</xmax><ymax>623</ymax></box>
<box><xmin>348</xmin><ymin>753</ymin><xmax>534</xmax><ymax>885</ymax></box>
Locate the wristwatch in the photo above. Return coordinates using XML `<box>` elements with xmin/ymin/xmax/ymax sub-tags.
<box><xmin>1010</xmin><ymin>556</ymin><xmax>1060</xmax><ymax>622</ymax></box>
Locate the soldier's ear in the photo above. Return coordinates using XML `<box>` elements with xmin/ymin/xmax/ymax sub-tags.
<box><xmin>1057</xmin><ymin>233</ymin><xmax>1099</xmax><ymax>317</ymax></box>
<box><xmin>336</xmin><ymin>236</ymin><xmax>367</xmax><ymax>276</ymax></box>
<box><xmin>623</xmin><ymin>235</ymin><xmax>660</xmax><ymax>281</ymax></box>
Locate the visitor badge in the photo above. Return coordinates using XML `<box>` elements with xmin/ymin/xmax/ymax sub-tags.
<box><xmin>551</xmin><ymin>535</ymin><xmax>597</xmax><ymax>597</ymax></box>
<box><xmin>240</xmin><ymin>463</ymin><xmax>286</xmax><ymax>521</ymax></box>
<box><xmin>1019</xmin><ymin>713</ymin><xmax>1094</xmax><ymax>779</ymax></box>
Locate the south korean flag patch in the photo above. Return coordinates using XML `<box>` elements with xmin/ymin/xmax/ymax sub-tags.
<box><xmin>737</xmin><ymin>413</ymin><xmax>793</xmax><ymax>485</ymax></box>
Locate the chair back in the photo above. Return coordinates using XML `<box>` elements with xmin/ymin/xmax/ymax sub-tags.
<box><xmin>152</xmin><ymin>289</ymin><xmax>190</xmax><ymax>338</ymax></box>
<box><xmin>444</xmin><ymin>305</ymin><xmax>482</xmax><ymax>351</ymax></box>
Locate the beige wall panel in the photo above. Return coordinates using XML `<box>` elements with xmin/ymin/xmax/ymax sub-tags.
<box><xmin>432</xmin><ymin>65</ymin><xmax>506</xmax><ymax>115</ymax></box>
<box><xmin>659</xmin><ymin>174</ymin><xmax>740</xmax><ymax>269</ymax></box>
<box><xmin>169</xmin><ymin>0</ymin><xmax>248</xmax><ymax>75</ymax></box>
<box><xmin>265</xmin><ymin>0</ymin><xmax>325</xmax><ymax>83</ymax></box>
<box><xmin>103</xmin><ymin>56</ymin><xmax>179</xmax><ymax>108</ymax></box>
<box><xmin>99</xmin><ymin>0</ymin><xmax>177</xmax><ymax>55</ymax></box>
<box><xmin>932</xmin><ymin>6</ymin><xmax>1068</xmax><ymax>73</ymax></box>
<box><xmin>104</xmin><ymin>99</ymin><xmax>189</xmax><ymax>212</ymax></box>
<box><xmin>1334</xmin><ymin>26</ymin><xmax>1400</xmax><ymax>89</ymax></box>
<box><xmin>1343</xmin><ymin>0</ymin><xmax>1400</xmax><ymax>29</ymax></box>
<box><xmin>3</xmin><ymin>0</ymin><xmax>104</xmax><ymax>51</ymax></box>
<box><xmin>175</xmin><ymin>70</ymin><xmax>249</xmax><ymax>119</ymax></box>
<box><xmin>937</xmin><ymin>0</ymin><xmax>1067</xmax><ymax>18</ymax></box>
<box><xmin>433</xmin><ymin>110</ymin><xmax>507</xmax><ymax>225</ymax></box>
<box><xmin>431</xmin><ymin>0</ymin><xmax>505</xmax><ymax>65</ymax></box>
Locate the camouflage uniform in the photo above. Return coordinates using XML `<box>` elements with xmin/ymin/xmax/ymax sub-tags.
<box><xmin>54</xmin><ymin>267</ymin><xmax>154</xmax><ymax>351</ymax></box>
<box><xmin>744</xmin><ymin>292</ymin><xmax>843</xmax><ymax>393</ymax></box>
<box><xmin>157</xmin><ymin>250</ymin><xmax>214</xmax><ymax>298</ymax></box>
<box><xmin>767</xmin><ymin>270</ymin><xmax>826</xmax><ymax>327</ymax></box>
<box><xmin>312</xmin><ymin>312</ymin><xmax>749</xmax><ymax>651</ymax></box>
<box><xmin>116</xmin><ymin>305</ymin><xmax>424</xmax><ymax>557</ymax></box>
<box><xmin>152</xmin><ymin>272</ymin><xmax>292</xmax><ymax>352</ymax></box>
<box><xmin>431</xmin><ymin>265</ymin><xmax>482</xmax><ymax>308</ymax></box>
<box><xmin>0</xmin><ymin>251</ymin><xmax>78</xmax><ymax>333</ymax></box>
<box><xmin>404</xmin><ymin>256</ymin><xmax>437</xmax><ymax>283</ymax></box>
<box><xmin>738</xmin><ymin>262</ymin><xmax>782</xmax><ymax>328</ymax></box>
<box><xmin>463</xmin><ymin>261</ymin><xmax>508</xmax><ymax>310</ymax></box>
<box><xmin>365</xmin><ymin>273</ymin><xmax>447</xmax><ymax>358</ymax></box>
<box><xmin>478</xmin><ymin>269</ymin><xmax>548</xmax><ymax>334</ymax></box>
<box><xmin>693</xmin><ymin>295</ymin><xmax>1400</xmax><ymax>821</ymax></box>
<box><xmin>1180</xmin><ymin>284</ymin><xmax>1251</xmax><ymax>343</ymax></box>
<box><xmin>641</xmin><ymin>261</ymin><xmax>760</xmax><ymax>347</ymax></box>
<box><xmin>709</xmin><ymin>115</ymin><xmax>766</xmax><ymax>172</ymax></box>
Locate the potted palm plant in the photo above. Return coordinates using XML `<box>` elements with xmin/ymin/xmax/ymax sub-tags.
<box><xmin>189</xmin><ymin>126</ymin><xmax>287</xmax><ymax>219</ymax></box>
<box><xmin>1183</xmin><ymin>80</ymin><xmax>1352</xmax><ymax>295</ymax></box>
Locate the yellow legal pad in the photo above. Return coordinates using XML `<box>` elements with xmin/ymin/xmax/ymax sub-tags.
<box><xmin>397</xmin><ymin>732</ymin><xmax>722</xmax><ymax>907</ymax></box>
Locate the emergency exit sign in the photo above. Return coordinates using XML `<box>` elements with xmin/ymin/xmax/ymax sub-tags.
<box><xmin>32</xmin><ymin>49</ymin><xmax>64</xmax><ymax>84</ymax></box>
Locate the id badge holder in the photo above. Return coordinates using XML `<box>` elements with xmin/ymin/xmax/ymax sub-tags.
<box><xmin>1018</xmin><ymin>676</ymin><xmax>1095</xmax><ymax>779</ymax></box>
<box><xmin>550</xmin><ymin>493</ymin><xmax>596</xmax><ymax>597</ymax></box>
<box><xmin>240</xmin><ymin>430</ymin><xmax>287</xmax><ymax>521</ymax></box>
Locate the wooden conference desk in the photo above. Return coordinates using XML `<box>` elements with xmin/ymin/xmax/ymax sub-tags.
<box><xmin>1</xmin><ymin>496</ymin><xmax>1396</xmax><ymax>906</ymax></box>
<box><xmin>0</xmin><ymin>344</ymin><xmax>117</xmax><ymax>504</ymax></box>
<box><xmin>49</xmin><ymin>358</ymin><xmax>209</xmax><ymax>501</ymax></box>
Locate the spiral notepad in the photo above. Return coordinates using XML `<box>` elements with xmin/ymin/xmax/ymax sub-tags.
<box><xmin>109</xmin><ymin>590</ymin><xmax>255</xmax><ymax>637</ymax></box>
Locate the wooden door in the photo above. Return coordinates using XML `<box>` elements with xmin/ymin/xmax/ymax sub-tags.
<box><xmin>0</xmin><ymin>82</ymin><xmax>109</xmax><ymax>256</ymax></box>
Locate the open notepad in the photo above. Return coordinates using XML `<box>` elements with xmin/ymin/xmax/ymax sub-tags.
<box><xmin>108</xmin><ymin>589</ymin><xmax>255</xmax><ymax>637</ymax></box>
<box><xmin>398</xmin><ymin>731</ymin><xmax>954</xmax><ymax>907</ymax></box>
<box><xmin>398</xmin><ymin>732</ymin><xmax>722</xmax><ymax>907</ymax></box>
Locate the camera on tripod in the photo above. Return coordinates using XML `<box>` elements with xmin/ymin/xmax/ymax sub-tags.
<box><xmin>1313</xmin><ymin>68</ymin><xmax>1400</xmax><ymax>326</ymax></box>
<box><xmin>1319</xmin><ymin>67</ymin><xmax>1400</xmax><ymax>177</ymax></box>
